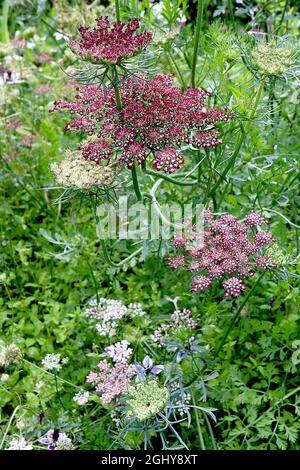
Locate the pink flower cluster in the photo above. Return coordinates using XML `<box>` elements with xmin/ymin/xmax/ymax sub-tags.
<box><xmin>50</xmin><ymin>75</ymin><xmax>232</xmax><ymax>173</ymax></box>
<box><xmin>167</xmin><ymin>210</ymin><xmax>275</xmax><ymax>298</ymax></box>
<box><xmin>69</xmin><ymin>17</ymin><xmax>152</xmax><ymax>64</ymax></box>
<box><xmin>86</xmin><ymin>341</ymin><xmax>135</xmax><ymax>404</ymax></box>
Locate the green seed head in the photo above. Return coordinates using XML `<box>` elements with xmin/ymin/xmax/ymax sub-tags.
<box><xmin>265</xmin><ymin>244</ymin><xmax>289</xmax><ymax>267</ymax></box>
<box><xmin>252</xmin><ymin>42</ymin><xmax>293</xmax><ymax>76</ymax></box>
<box><xmin>126</xmin><ymin>380</ymin><xmax>170</xmax><ymax>421</ymax></box>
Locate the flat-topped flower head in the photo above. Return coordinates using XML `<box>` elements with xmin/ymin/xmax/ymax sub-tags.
<box><xmin>51</xmin><ymin>149</ymin><xmax>119</xmax><ymax>189</ymax></box>
<box><xmin>126</xmin><ymin>380</ymin><xmax>169</xmax><ymax>421</ymax></box>
<box><xmin>168</xmin><ymin>211</ymin><xmax>275</xmax><ymax>298</ymax></box>
<box><xmin>151</xmin><ymin>308</ymin><xmax>197</xmax><ymax>348</ymax></box>
<box><xmin>87</xmin><ymin>358</ymin><xmax>136</xmax><ymax>404</ymax></box>
<box><xmin>252</xmin><ymin>41</ymin><xmax>293</xmax><ymax>76</ymax></box>
<box><xmin>69</xmin><ymin>17</ymin><xmax>152</xmax><ymax>65</ymax></box>
<box><xmin>51</xmin><ymin>74</ymin><xmax>232</xmax><ymax>174</ymax></box>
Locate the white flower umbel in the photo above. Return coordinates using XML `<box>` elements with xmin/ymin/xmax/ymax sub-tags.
<box><xmin>73</xmin><ymin>390</ymin><xmax>90</xmax><ymax>405</ymax></box>
<box><xmin>104</xmin><ymin>340</ymin><xmax>133</xmax><ymax>364</ymax></box>
<box><xmin>127</xmin><ymin>302</ymin><xmax>146</xmax><ymax>318</ymax></box>
<box><xmin>85</xmin><ymin>298</ymin><xmax>128</xmax><ymax>338</ymax></box>
<box><xmin>41</xmin><ymin>353</ymin><xmax>62</xmax><ymax>371</ymax></box>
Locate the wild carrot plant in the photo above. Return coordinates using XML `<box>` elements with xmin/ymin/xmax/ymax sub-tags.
<box><xmin>0</xmin><ymin>0</ymin><xmax>299</xmax><ymax>453</ymax></box>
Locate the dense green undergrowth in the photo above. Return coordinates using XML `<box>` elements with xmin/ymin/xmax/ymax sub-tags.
<box><xmin>0</xmin><ymin>0</ymin><xmax>299</xmax><ymax>451</ymax></box>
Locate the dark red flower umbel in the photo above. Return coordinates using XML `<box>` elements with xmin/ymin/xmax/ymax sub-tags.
<box><xmin>69</xmin><ymin>17</ymin><xmax>152</xmax><ymax>65</ymax></box>
<box><xmin>167</xmin><ymin>210</ymin><xmax>275</xmax><ymax>298</ymax></box>
<box><xmin>50</xmin><ymin>75</ymin><xmax>232</xmax><ymax>173</ymax></box>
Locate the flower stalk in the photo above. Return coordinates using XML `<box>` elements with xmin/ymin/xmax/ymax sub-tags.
<box><xmin>1</xmin><ymin>0</ymin><xmax>10</xmax><ymax>44</ymax></box>
<box><xmin>191</xmin><ymin>0</ymin><xmax>203</xmax><ymax>88</ymax></box>
<box><xmin>115</xmin><ymin>0</ymin><xmax>121</xmax><ymax>22</ymax></box>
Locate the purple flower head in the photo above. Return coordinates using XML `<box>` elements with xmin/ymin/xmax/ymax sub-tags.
<box><xmin>69</xmin><ymin>17</ymin><xmax>152</xmax><ymax>65</ymax></box>
<box><xmin>136</xmin><ymin>356</ymin><xmax>164</xmax><ymax>375</ymax></box>
<box><xmin>39</xmin><ymin>429</ymin><xmax>57</xmax><ymax>447</ymax></box>
<box><xmin>50</xmin><ymin>74</ymin><xmax>232</xmax><ymax>174</ymax></box>
<box><xmin>168</xmin><ymin>211</ymin><xmax>275</xmax><ymax>298</ymax></box>
<box><xmin>176</xmin><ymin>350</ymin><xmax>188</xmax><ymax>362</ymax></box>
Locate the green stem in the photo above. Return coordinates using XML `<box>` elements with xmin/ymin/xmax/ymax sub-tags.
<box><xmin>113</xmin><ymin>66</ymin><xmax>122</xmax><ymax>110</ymax></box>
<box><xmin>22</xmin><ymin>358</ymin><xmax>81</xmax><ymax>389</ymax></box>
<box><xmin>192</xmin><ymin>393</ymin><xmax>206</xmax><ymax>450</ymax></box>
<box><xmin>191</xmin><ymin>0</ymin><xmax>203</xmax><ymax>88</ymax></box>
<box><xmin>215</xmin><ymin>179</ymin><xmax>230</xmax><ymax>211</ymax></box>
<box><xmin>167</xmin><ymin>51</ymin><xmax>186</xmax><ymax>89</ymax></box>
<box><xmin>54</xmin><ymin>373</ymin><xmax>67</xmax><ymax>411</ymax></box>
<box><xmin>144</xmin><ymin>424</ymin><xmax>148</xmax><ymax>450</ymax></box>
<box><xmin>115</xmin><ymin>0</ymin><xmax>121</xmax><ymax>22</ymax></box>
<box><xmin>100</xmin><ymin>240</ymin><xmax>143</xmax><ymax>268</ymax></box>
<box><xmin>1</xmin><ymin>0</ymin><xmax>10</xmax><ymax>44</ymax></box>
<box><xmin>215</xmin><ymin>270</ymin><xmax>266</xmax><ymax>357</ymax></box>
<box><xmin>276</xmin><ymin>0</ymin><xmax>289</xmax><ymax>32</ymax></box>
<box><xmin>205</xmin><ymin>79</ymin><xmax>265</xmax><ymax>202</ymax></box>
<box><xmin>112</xmin><ymin>66</ymin><xmax>143</xmax><ymax>201</ymax></box>
<box><xmin>158</xmin><ymin>413</ymin><xmax>188</xmax><ymax>450</ymax></box>
<box><xmin>261</xmin><ymin>208</ymin><xmax>300</xmax><ymax>229</ymax></box>
<box><xmin>0</xmin><ymin>406</ymin><xmax>20</xmax><ymax>450</ymax></box>
<box><xmin>282</xmin><ymin>385</ymin><xmax>300</xmax><ymax>401</ymax></box>
<box><xmin>131</xmin><ymin>161</ymin><xmax>143</xmax><ymax>201</ymax></box>
<box><xmin>269</xmin><ymin>77</ymin><xmax>275</xmax><ymax>124</ymax></box>
<box><xmin>145</xmin><ymin>169</ymin><xmax>198</xmax><ymax>186</ymax></box>
<box><xmin>86</xmin><ymin>259</ymin><xmax>99</xmax><ymax>304</ymax></box>
<box><xmin>203</xmin><ymin>413</ymin><xmax>217</xmax><ymax>450</ymax></box>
